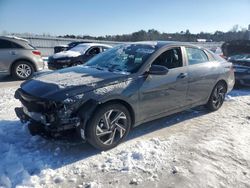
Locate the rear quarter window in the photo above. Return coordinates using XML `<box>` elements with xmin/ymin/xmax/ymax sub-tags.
<box><xmin>0</xmin><ymin>39</ymin><xmax>13</xmax><ymax>49</ymax></box>
<box><xmin>186</xmin><ymin>47</ymin><xmax>209</xmax><ymax>65</ymax></box>
<box><xmin>11</xmin><ymin>42</ymin><xmax>24</xmax><ymax>49</ymax></box>
<box><xmin>204</xmin><ymin>49</ymin><xmax>227</xmax><ymax>62</ymax></box>
<box><xmin>213</xmin><ymin>53</ymin><xmax>226</xmax><ymax>62</ymax></box>
<box><xmin>27</xmin><ymin>43</ymin><xmax>36</xmax><ymax>49</ymax></box>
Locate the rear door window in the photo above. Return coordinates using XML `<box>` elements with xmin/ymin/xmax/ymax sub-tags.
<box><xmin>186</xmin><ymin>47</ymin><xmax>209</xmax><ymax>65</ymax></box>
<box><xmin>88</xmin><ymin>47</ymin><xmax>101</xmax><ymax>55</ymax></box>
<box><xmin>0</xmin><ymin>39</ymin><xmax>24</xmax><ymax>49</ymax></box>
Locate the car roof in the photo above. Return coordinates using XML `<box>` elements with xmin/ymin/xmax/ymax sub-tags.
<box><xmin>0</xmin><ymin>35</ymin><xmax>29</xmax><ymax>43</ymax></box>
<box><xmin>75</xmin><ymin>43</ymin><xmax>112</xmax><ymax>48</ymax></box>
<box><xmin>132</xmin><ymin>41</ymin><xmax>202</xmax><ymax>49</ymax></box>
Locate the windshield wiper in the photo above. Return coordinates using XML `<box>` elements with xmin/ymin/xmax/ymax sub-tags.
<box><xmin>90</xmin><ymin>65</ymin><xmax>105</xmax><ymax>71</ymax></box>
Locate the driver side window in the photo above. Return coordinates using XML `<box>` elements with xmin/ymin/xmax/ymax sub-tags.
<box><xmin>152</xmin><ymin>48</ymin><xmax>183</xmax><ymax>69</ymax></box>
<box><xmin>88</xmin><ymin>47</ymin><xmax>101</xmax><ymax>55</ymax></box>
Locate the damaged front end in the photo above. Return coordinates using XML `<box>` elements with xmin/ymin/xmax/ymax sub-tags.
<box><xmin>14</xmin><ymin>88</ymin><xmax>81</xmax><ymax>136</ymax></box>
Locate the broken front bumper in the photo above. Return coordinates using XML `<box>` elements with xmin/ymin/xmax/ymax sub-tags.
<box><xmin>15</xmin><ymin>106</ymin><xmax>80</xmax><ymax>132</ymax></box>
<box><xmin>14</xmin><ymin>89</ymin><xmax>81</xmax><ymax>133</ymax></box>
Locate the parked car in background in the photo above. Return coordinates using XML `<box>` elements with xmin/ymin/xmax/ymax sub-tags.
<box><xmin>0</xmin><ymin>36</ymin><xmax>44</xmax><ymax>80</ymax></box>
<box><xmin>210</xmin><ymin>47</ymin><xmax>226</xmax><ymax>59</ymax></box>
<box><xmin>54</xmin><ymin>41</ymin><xmax>92</xmax><ymax>53</ymax></box>
<box><xmin>48</xmin><ymin>43</ymin><xmax>112</xmax><ymax>70</ymax></box>
<box><xmin>222</xmin><ymin>40</ymin><xmax>250</xmax><ymax>58</ymax></box>
<box><xmin>15</xmin><ymin>41</ymin><xmax>234</xmax><ymax>150</ymax></box>
<box><xmin>228</xmin><ymin>54</ymin><xmax>250</xmax><ymax>86</ymax></box>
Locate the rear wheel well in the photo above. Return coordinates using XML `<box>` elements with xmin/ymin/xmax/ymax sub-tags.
<box><xmin>11</xmin><ymin>59</ymin><xmax>36</xmax><ymax>74</ymax></box>
<box><xmin>216</xmin><ymin>80</ymin><xmax>228</xmax><ymax>92</ymax></box>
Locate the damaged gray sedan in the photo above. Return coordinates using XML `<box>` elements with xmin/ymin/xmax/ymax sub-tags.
<box><xmin>15</xmin><ymin>41</ymin><xmax>235</xmax><ymax>150</ymax></box>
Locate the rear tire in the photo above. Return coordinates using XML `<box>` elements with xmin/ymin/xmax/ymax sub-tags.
<box><xmin>79</xmin><ymin>103</ymin><xmax>131</xmax><ymax>150</ymax></box>
<box><xmin>12</xmin><ymin>61</ymin><xmax>34</xmax><ymax>80</ymax></box>
<box><xmin>206</xmin><ymin>82</ymin><xmax>227</xmax><ymax>111</ymax></box>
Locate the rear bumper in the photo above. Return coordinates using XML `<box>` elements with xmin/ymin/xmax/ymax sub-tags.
<box><xmin>34</xmin><ymin>57</ymin><xmax>45</xmax><ymax>71</ymax></box>
<box><xmin>48</xmin><ymin>62</ymin><xmax>71</xmax><ymax>70</ymax></box>
<box><xmin>47</xmin><ymin>57</ymin><xmax>76</xmax><ymax>70</ymax></box>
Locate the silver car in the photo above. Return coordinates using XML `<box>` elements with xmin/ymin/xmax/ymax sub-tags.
<box><xmin>0</xmin><ymin>36</ymin><xmax>44</xmax><ymax>80</ymax></box>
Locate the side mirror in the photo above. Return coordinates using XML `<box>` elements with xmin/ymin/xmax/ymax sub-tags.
<box><xmin>148</xmin><ymin>65</ymin><xmax>169</xmax><ymax>75</ymax></box>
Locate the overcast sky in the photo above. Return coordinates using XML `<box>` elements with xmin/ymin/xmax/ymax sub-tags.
<box><xmin>0</xmin><ymin>0</ymin><xmax>249</xmax><ymax>36</ymax></box>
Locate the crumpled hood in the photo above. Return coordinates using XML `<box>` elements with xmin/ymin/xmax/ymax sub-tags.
<box><xmin>21</xmin><ymin>66</ymin><xmax>129</xmax><ymax>101</ymax></box>
<box><xmin>52</xmin><ymin>50</ymin><xmax>81</xmax><ymax>59</ymax></box>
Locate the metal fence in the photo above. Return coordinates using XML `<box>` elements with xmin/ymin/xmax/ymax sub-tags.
<box><xmin>20</xmin><ymin>36</ymin><xmax>223</xmax><ymax>57</ymax></box>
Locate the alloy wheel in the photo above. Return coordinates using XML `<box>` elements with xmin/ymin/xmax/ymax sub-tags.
<box><xmin>212</xmin><ymin>84</ymin><xmax>226</xmax><ymax>108</ymax></box>
<box><xmin>96</xmin><ymin>109</ymin><xmax>128</xmax><ymax>145</ymax></box>
<box><xmin>16</xmin><ymin>64</ymin><xmax>32</xmax><ymax>79</ymax></box>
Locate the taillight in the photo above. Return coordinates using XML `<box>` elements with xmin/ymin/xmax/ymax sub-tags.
<box><xmin>32</xmin><ymin>50</ymin><xmax>41</xmax><ymax>56</ymax></box>
<box><xmin>220</xmin><ymin>54</ymin><xmax>226</xmax><ymax>59</ymax></box>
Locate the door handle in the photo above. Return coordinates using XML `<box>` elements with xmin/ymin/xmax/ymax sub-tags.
<box><xmin>177</xmin><ymin>73</ymin><xmax>187</xmax><ymax>79</ymax></box>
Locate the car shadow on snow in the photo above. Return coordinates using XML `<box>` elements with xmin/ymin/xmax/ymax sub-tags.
<box><xmin>128</xmin><ymin>106</ymin><xmax>209</xmax><ymax>140</ymax></box>
<box><xmin>229</xmin><ymin>87</ymin><xmax>250</xmax><ymax>97</ymax></box>
<box><xmin>0</xmin><ymin>75</ymin><xmax>20</xmax><ymax>82</ymax></box>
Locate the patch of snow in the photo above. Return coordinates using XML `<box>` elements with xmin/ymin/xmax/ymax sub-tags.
<box><xmin>84</xmin><ymin>181</ymin><xmax>99</xmax><ymax>188</ymax></box>
<box><xmin>68</xmin><ymin>177</ymin><xmax>77</xmax><ymax>183</ymax></box>
<box><xmin>129</xmin><ymin>178</ymin><xmax>142</xmax><ymax>185</ymax></box>
<box><xmin>53</xmin><ymin>176</ymin><xmax>65</xmax><ymax>184</ymax></box>
<box><xmin>1</xmin><ymin>87</ymin><xmax>250</xmax><ymax>187</ymax></box>
<box><xmin>225</xmin><ymin>94</ymin><xmax>235</xmax><ymax>101</ymax></box>
<box><xmin>53</xmin><ymin>50</ymin><xmax>81</xmax><ymax>59</ymax></box>
<box><xmin>35</xmin><ymin>70</ymin><xmax>104</xmax><ymax>88</ymax></box>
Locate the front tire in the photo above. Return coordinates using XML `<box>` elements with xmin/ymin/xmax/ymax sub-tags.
<box><xmin>12</xmin><ymin>61</ymin><xmax>34</xmax><ymax>80</ymax></box>
<box><xmin>83</xmin><ymin>103</ymin><xmax>131</xmax><ymax>150</ymax></box>
<box><xmin>206</xmin><ymin>82</ymin><xmax>227</xmax><ymax>111</ymax></box>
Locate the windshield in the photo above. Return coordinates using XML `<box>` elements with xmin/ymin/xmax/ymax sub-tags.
<box><xmin>229</xmin><ymin>54</ymin><xmax>250</xmax><ymax>62</ymax></box>
<box><xmin>85</xmin><ymin>44</ymin><xmax>157</xmax><ymax>73</ymax></box>
<box><xmin>70</xmin><ymin>44</ymin><xmax>90</xmax><ymax>54</ymax></box>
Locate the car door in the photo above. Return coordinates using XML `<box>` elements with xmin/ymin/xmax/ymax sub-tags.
<box><xmin>0</xmin><ymin>39</ymin><xmax>16</xmax><ymax>73</ymax></box>
<box><xmin>139</xmin><ymin>47</ymin><xmax>188</xmax><ymax>121</ymax></box>
<box><xmin>185</xmin><ymin>47</ymin><xmax>219</xmax><ymax>105</ymax></box>
<box><xmin>83</xmin><ymin>46</ymin><xmax>101</xmax><ymax>62</ymax></box>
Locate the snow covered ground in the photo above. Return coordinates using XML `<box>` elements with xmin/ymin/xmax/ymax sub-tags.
<box><xmin>0</xmin><ymin>86</ymin><xmax>250</xmax><ymax>188</ymax></box>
